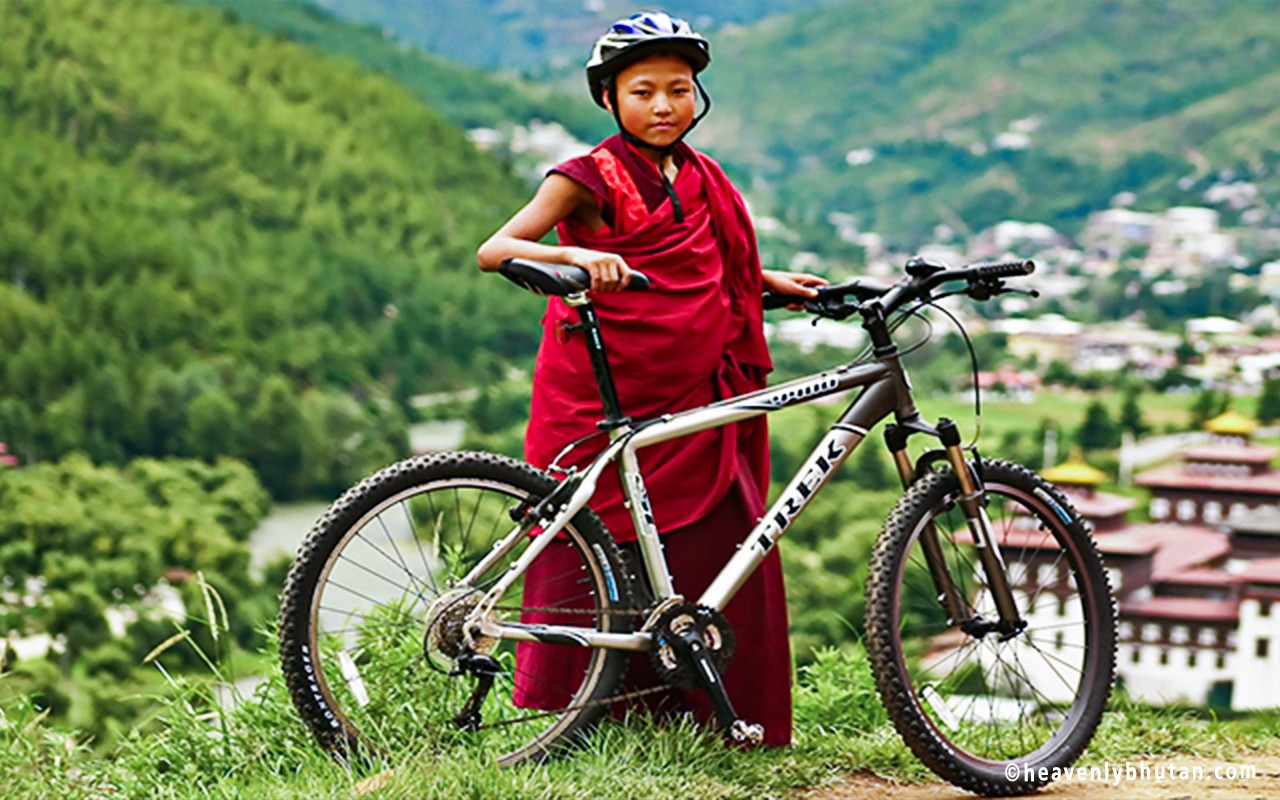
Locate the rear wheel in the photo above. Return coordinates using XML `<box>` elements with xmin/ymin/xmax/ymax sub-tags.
<box><xmin>866</xmin><ymin>460</ymin><xmax>1116</xmax><ymax>796</ymax></box>
<box><xmin>278</xmin><ymin>451</ymin><xmax>633</xmax><ymax>766</ymax></box>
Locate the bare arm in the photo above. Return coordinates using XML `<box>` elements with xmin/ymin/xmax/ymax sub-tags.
<box><xmin>476</xmin><ymin>174</ymin><xmax>633</xmax><ymax>292</ymax></box>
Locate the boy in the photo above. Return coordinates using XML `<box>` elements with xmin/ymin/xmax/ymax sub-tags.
<box><xmin>477</xmin><ymin>11</ymin><xmax>824</xmax><ymax>746</ymax></box>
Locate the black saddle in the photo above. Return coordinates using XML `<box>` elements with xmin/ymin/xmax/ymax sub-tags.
<box><xmin>499</xmin><ymin>258</ymin><xmax>651</xmax><ymax>296</ymax></box>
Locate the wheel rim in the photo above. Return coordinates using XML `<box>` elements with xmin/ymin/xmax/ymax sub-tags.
<box><xmin>300</xmin><ymin>476</ymin><xmax>618</xmax><ymax>761</ymax></box>
<box><xmin>890</xmin><ymin>478</ymin><xmax>1106</xmax><ymax>768</ymax></box>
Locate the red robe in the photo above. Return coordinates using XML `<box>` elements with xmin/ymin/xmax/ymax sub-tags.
<box><xmin>514</xmin><ymin>135</ymin><xmax>792</xmax><ymax>745</ymax></box>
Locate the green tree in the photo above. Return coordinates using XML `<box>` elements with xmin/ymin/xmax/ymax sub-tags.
<box><xmin>247</xmin><ymin>376</ymin><xmax>305</xmax><ymax>498</ymax></box>
<box><xmin>0</xmin><ymin>0</ymin><xmax>540</xmax><ymax>498</ymax></box>
<box><xmin>1042</xmin><ymin>359</ymin><xmax>1075</xmax><ymax>388</ymax></box>
<box><xmin>851</xmin><ymin>439</ymin><xmax>894</xmax><ymax>491</ymax></box>
<box><xmin>0</xmin><ymin>453</ymin><xmax>271</xmax><ymax>670</ymax></box>
<box><xmin>183</xmin><ymin>387</ymin><xmax>243</xmax><ymax>462</ymax></box>
<box><xmin>1119</xmin><ymin>385</ymin><xmax>1149</xmax><ymax>437</ymax></box>
<box><xmin>1077</xmin><ymin>400</ymin><xmax>1120</xmax><ymax>451</ymax></box>
<box><xmin>1175</xmin><ymin>338</ymin><xmax>1199</xmax><ymax>366</ymax></box>
<box><xmin>1259</xmin><ymin>377</ymin><xmax>1280</xmax><ymax>426</ymax></box>
<box><xmin>1189</xmin><ymin>388</ymin><xmax>1228</xmax><ymax>430</ymax></box>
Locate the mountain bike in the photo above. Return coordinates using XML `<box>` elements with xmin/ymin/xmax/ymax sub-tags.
<box><xmin>278</xmin><ymin>256</ymin><xmax>1117</xmax><ymax>796</ymax></box>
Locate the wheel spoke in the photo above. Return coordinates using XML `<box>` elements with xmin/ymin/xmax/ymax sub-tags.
<box><xmin>280</xmin><ymin>459</ymin><xmax>628</xmax><ymax>768</ymax></box>
<box><xmin>869</xmin><ymin>463</ymin><xmax>1115</xmax><ymax>792</ymax></box>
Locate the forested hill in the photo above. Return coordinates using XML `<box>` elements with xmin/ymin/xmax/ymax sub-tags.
<box><xmin>187</xmin><ymin>0</ymin><xmax>612</xmax><ymax>145</ymax></box>
<box><xmin>320</xmin><ymin>0</ymin><xmax>1280</xmax><ymax>245</ymax></box>
<box><xmin>307</xmin><ymin>0</ymin><xmax>837</xmax><ymax>75</ymax></box>
<box><xmin>705</xmin><ymin>0</ymin><xmax>1280</xmax><ymax>241</ymax></box>
<box><xmin>0</xmin><ymin>0</ymin><xmax>537</xmax><ymax>498</ymax></box>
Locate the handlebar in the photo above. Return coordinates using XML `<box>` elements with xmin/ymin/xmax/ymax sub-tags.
<box><xmin>762</xmin><ymin>257</ymin><xmax>1036</xmax><ymax>318</ymax></box>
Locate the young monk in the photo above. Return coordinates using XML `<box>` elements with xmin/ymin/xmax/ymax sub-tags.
<box><xmin>476</xmin><ymin>11</ymin><xmax>825</xmax><ymax>746</ymax></box>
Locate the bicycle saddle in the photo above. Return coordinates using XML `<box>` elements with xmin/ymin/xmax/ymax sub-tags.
<box><xmin>499</xmin><ymin>258</ymin><xmax>651</xmax><ymax>296</ymax></box>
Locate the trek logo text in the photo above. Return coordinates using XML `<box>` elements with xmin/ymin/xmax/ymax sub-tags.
<box><xmin>756</xmin><ymin>436</ymin><xmax>847</xmax><ymax>552</ymax></box>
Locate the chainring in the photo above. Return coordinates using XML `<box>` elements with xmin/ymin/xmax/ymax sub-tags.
<box><xmin>649</xmin><ymin>603</ymin><xmax>736</xmax><ymax>689</ymax></box>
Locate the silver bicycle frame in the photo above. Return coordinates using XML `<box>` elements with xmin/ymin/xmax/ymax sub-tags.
<box><xmin>468</xmin><ymin>357</ymin><xmax>911</xmax><ymax>652</ymax></box>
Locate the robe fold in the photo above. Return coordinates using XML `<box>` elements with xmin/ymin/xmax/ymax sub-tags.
<box><xmin>514</xmin><ymin>134</ymin><xmax>792</xmax><ymax>745</ymax></box>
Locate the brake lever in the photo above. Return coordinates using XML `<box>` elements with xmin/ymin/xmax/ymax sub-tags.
<box><xmin>804</xmin><ymin>295</ymin><xmax>861</xmax><ymax>321</ymax></box>
<box><xmin>967</xmin><ymin>279</ymin><xmax>1038</xmax><ymax>301</ymax></box>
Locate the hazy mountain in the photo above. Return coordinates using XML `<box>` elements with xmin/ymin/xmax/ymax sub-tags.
<box><xmin>311</xmin><ymin>0</ymin><xmax>840</xmax><ymax>75</ymax></box>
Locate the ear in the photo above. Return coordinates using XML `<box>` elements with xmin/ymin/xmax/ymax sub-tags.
<box><xmin>601</xmin><ymin>84</ymin><xmax>615</xmax><ymax>113</ymax></box>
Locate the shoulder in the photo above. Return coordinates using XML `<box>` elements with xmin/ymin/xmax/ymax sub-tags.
<box><xmin>540</xmin><ymin>170</ymin><xmax>593</xmax><ymax>198</ymax></box>
<box><xmin>547</xmin><ymin>151</ymin><xmax>607</xmax><ymax>205</ymax></box>
<box><xmin>683</xmin><ymin>144</ymin><xmax>731</xmax><ymax>182</ymax></box>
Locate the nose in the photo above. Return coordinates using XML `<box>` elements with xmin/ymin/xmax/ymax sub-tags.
<box><xmin>652</xmin><ymin>92</ymin><xmax>673</xmax><ymax>114</ymax></box>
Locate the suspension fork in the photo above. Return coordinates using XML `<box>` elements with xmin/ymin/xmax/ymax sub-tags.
<box><xmin>935</xmin><ymin>418</ymin><xmax>1023</xmax><ymax>636</ymax></box>
<box><xmin>886</xmin><ymin>423</ymin><xmax>968</xmax><ymax>626</ymax></box>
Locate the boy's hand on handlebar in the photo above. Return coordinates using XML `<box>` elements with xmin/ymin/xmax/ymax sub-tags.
<box><xmin>565</xmin><ymin>247</ymin><xmax>632</xmax><ymax>292</ymax></box>
<box><xmin>762</xmin><ymin>270</ymin><xmax>829</xmax><ymax>310</ymax></box>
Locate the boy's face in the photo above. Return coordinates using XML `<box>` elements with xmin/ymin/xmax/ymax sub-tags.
<box><xmin>606</xmin><ymin>53</ymin><xmax>696</xmax><ymax>150</ymax></box>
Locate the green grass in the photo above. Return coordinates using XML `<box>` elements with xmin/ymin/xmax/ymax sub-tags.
<box><xmin>4</xmin><ymin>638</ymin><xmax>1280</xmax><ymax>800</ymax></box>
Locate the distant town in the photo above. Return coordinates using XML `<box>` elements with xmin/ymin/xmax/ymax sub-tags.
<box><xmin>797</xmin><ymin>197</ymin><xmax>1280</xmax><ymax>389</ymax></box>
<box><xmin>473</xmin><ymin>119</ymin><xmax>1280</xmax><ymax>394</ymax></box>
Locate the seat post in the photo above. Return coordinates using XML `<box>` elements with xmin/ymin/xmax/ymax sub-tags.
<box><xmin>564</xmin><ymin>293</ymin><xmax>630</xmax><ymax>430</ymax></box>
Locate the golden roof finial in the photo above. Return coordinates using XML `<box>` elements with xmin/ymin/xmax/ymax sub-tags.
<box><xmin>1205</xmin><ymin>409</ymin><xmax>1257</xmax><ymax>436</ymax></box>
<box><xmin>1042</xmin><ymin>449</ymin><xmax>1107</xmax><ymax>486</ymax></box>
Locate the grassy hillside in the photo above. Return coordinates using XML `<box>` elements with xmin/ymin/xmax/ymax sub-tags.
<box><xmin>704</xmin><ymin>0</ymin><xmax>1280</xmax><ymax>241</ymax></box>
<box><xmin>0</xmin><ymin>0</ymin><xmax>540</xmax><ymax>497</ymax></box>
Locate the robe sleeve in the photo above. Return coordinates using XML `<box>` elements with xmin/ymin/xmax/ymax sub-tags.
<box><xmin>547</xmin><ymin>156</ymin><xmax>613</xmax><ymax>231</ymax></box>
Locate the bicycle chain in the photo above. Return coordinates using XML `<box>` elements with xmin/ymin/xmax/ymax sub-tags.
<box><xmin>493</xmin><ymin>604</ymin><xmax>648</xmax><ymax>617</ymax></box>
<box><xmin>475</xmin><ymin>603</ymin><xmax>662</xmax><ymax>730</ymax></box>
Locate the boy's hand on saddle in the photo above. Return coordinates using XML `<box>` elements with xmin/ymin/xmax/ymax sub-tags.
<box><xmin>762</xmin><ymin>270</ymin><xmax>829</xmax><ymax>310</ymax></box>
<box><xmin>566</xmin><ymin>247</ymin><xmax>633</xmax><ymax>293</ymax></box>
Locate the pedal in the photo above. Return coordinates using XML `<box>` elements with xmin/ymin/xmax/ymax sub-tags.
<box><xmin>729</xmin><ymin>720</ymin><xmax>764</xmax><ymax>746</ymax></box>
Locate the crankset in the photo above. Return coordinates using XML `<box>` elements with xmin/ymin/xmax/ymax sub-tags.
<box><xmin>649</xmin><ymin>602</ymin><xmax>762</xmax><ymax>746</ymax></box>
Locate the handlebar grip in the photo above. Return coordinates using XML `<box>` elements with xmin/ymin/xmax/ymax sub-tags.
<box><xmin>973</xmin><ymin>259</ymin><xmax>1036</xmax><ymax>278</ymax></box>
<box><xmin>762</xmin><ymin>292</ymin><xmax>801</xmax><ymax>310</ymax></box>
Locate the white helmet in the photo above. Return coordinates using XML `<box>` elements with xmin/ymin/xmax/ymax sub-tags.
<box><xmin>585</xmin><ymin>11</ymin><xmax>710</xmax><ymax>108</ymax></box>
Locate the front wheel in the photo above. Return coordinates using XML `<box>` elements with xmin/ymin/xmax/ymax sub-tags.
<box><xmin>866</xmin><ymin>459</ymin><xmax>1116</xmax><ymax>796</ymax></box>
<box><xmin>278</xmin><ymin>451</ymin><xmax>634</xmax><ymax>766</ymax></box>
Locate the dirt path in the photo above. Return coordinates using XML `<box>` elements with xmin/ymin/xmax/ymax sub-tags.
<box><xmin>799</xmin><ymin>753</ymin><xmax>1280</xmax><ymax>799</ymax></box>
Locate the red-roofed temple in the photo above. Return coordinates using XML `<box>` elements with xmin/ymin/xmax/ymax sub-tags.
<box><xmin>962</xmin><ymin>412</ymin><xmax>1280</xmax><ymax>710</ymax></box>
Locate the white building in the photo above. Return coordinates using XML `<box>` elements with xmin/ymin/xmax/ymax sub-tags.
<box><xmin>1081</xmin><ymin>208</ymin><xmax>1159</xmax><ymax>260</ymax></box>
<box><xmin>1145</xmin><ymin>207</ymin><xmax>1239</xmax><ymax>277</ymax></box>
<box><xmin>1082</xmin><ymin>206</ymin><xmax>1240</xmax><ymax>277</ymax></box>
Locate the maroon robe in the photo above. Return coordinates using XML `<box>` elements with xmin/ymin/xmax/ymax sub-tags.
<box><xmin>514</xmin><ymin>135</ymin><xmax>792</xmax><ymax>745</ymax></box>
